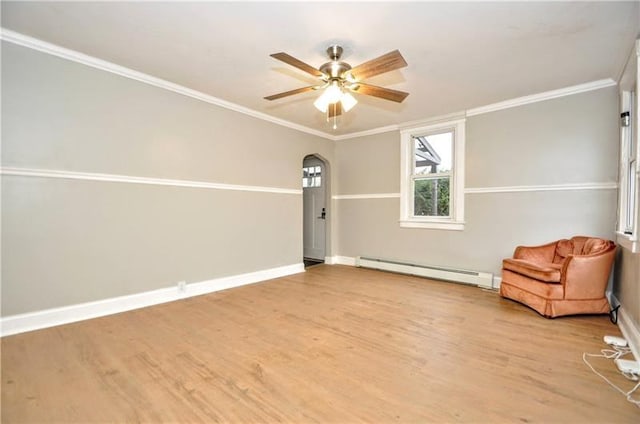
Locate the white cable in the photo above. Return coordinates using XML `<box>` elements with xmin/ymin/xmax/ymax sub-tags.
<box><xmin>604</xmin><ymin>347</ymin><xmax>639</xmax><ymax>381</ymax></box>
<box><xmin>600</xmin><ymin>346</ymin><xmax>630</xmax><ymax>359</ymax></box>
<box><xmin>582</xmin><ymin>347</ymin><xmax>640</xmax><ymax>407</ymax></box>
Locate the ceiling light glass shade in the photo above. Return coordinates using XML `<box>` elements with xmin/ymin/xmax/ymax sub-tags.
<box><xmin>313</xmin><ymin>82</ymin><xmax>343</xmax><ymax>113</ymax></box>
<box><xmin>341</xmin><ymin>92</ymin><xmax>358</xmax><ymax>112</ymax></box>
<box><xmin>313</xmin><ymin>94</ymin><xmax>330</xmax><ymax>113</ymax></box>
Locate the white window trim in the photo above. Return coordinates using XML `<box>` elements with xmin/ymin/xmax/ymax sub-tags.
<box><xmin>400</xmin><ymin>119</ymin><xmax>465</xmax><ymax>230</ymax></box>
<box><xmin>617</xmin><ymin>232</ymin><xmax>638</xmax><ymax>253</ymax></box>
<box><xmin>616</xmin><ymin>41</ymin><xmax>640</xmax><ymax>253</ymax></box>
<box><xmin>616</xmin><ymin>103</ymin><xmax>639</xmax><ymax>252</ymax></box>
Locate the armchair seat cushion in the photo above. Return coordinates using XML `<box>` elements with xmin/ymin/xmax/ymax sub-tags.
<box><xmin>501</xmin><ymin>269</ymin><xmax>565</xmax><ymax>300</ymax></box>
<box><xmin>502</xmin><ymin>258</ymin><xmax>562</xmax><ymax>283</ymax></box>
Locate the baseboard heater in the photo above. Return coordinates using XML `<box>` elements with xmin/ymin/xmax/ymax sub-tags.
<box><xmin>356</xmin><ymin>256</ymin><xmax>494</xmax><ymax>288</ymax></box>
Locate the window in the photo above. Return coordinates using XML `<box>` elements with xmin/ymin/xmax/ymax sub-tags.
<box><xmin>400</xmin><ymin>119</ymin><xmax>465</xmax><ymax>230</ymax></box>
<box><xmin>303</xmin><ymin>165</ymin><xmax>322</xmax><ymax>188</ymax></box>
<box><xmin>618</xmin><ymin>90</ymin><xmax>639</xmax><ymax>252</ymax></box>
<box><xmin>624</xmin><ymin>111</ymin><xmax>636</xmax><ymax>233</ymax></box>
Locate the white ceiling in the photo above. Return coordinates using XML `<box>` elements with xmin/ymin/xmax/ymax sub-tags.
<box><xmin>2</xmin><ymin>1</ymin><xmax>639</xmax><ymax>137</ymax></box>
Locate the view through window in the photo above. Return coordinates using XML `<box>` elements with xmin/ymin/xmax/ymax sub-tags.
<box><xmin>303</xmin><ymin>165</ymin><xmax>322</xmax><ymax>188</ymax></box>
<box><xmin>413</xmin><ymin>132</ymin><xmax>453</xmax><ymax>217</ymax></box>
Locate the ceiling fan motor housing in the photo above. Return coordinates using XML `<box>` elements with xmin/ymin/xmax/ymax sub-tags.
<box><xmin>319</xmin><ymin>61</ymin><xmax>352</xmax><ymax>79</ymax></box>
<box><xmin>318</xmin><ymin>45</ymin><xmax>352</xmax><ymax>80</ymax></box>
<box><xmin>327</xmin><ymin>45</ymin><xmax>343</xmax><ymax>61</ymax></box>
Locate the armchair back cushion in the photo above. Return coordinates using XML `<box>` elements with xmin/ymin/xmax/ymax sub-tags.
<box><xmin>553</xmin><ymin>239</ymin><xmax>573</xmax><ymax>263</ymax></box>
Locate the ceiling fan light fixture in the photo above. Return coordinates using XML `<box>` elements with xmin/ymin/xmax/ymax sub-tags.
<box><xmin>325</xmin><ymin>81</ymin><xmax>343</xmax><ymax>103</ymax></box>
<box><xmin>341</xmin><ymin>92</ymin><xmax>358</xmax><ymax>112</ymax></box>
<box><xmin>313</xmin><ymin>81</ymin><xmax>343</xmax><ymax>112</ymax></box>
<box><xmin>313</xmin><ymin>91</ymin><xmax>330</xmax><ymax>113</ymax></box>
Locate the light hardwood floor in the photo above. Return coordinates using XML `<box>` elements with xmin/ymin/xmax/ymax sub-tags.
<box><xmin>2</xmin><ymin>265</ymin><xmax>638</xmax><ymax>423</ymax></box>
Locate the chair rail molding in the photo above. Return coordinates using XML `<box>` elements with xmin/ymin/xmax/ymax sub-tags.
<box><xmin>465</xmin><ymin>182</ymin><xmax>618</xmax><ymax>194</ymax></box>
<box><xmin>0</xmin><ymin>167</ymin><xmax>302</xmax><ymax>195</ymax></box>
<box><xmin>331</xmin><ymin>182</ymin><xmax>618</xmax><ymax>200</ymax></box>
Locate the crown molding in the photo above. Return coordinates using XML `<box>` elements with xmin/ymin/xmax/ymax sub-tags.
<box><xmin>399</xmin><ymin>112</ymin><xmax>467</xmax><ymax>132</ymax></box>
<box><xmin>465</xmin><ymin>79</ymin><xmax>617</xmax><ymax>117</ymax></box>
<box><xmin>0</xmin><ymin>28</ymin><xmax>335</xmax><ymax>141</ymax></box>
<box><xmin>332</xmin><ymin>112</ymin><xmax>469</xmax><ymax>141</ymax></box>
<box><xmin>0</xmin><ymin>28</ymin><xmax>619</xmax><ymax>142</ymax></box>
<box><xmin>332</xmin><ymin>79</ymin><xmax>616</xmax><ymax>140</ymax></box>
<box><xmin>332</xmin><ymin>124</ymin><xmax>399</xmax><ymax>141</ymax></box>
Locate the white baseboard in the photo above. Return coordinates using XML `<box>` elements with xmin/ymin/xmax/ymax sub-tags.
<box><xmin>492</xmin><ymin>276</ymin><xmax>502</xmax><ymax>290</ymax></box>
<box><xmin>331</xmin><ymin>255</ymin><xmax>501</xmax><ymax>289</ymax></box>
<box><xmin>356</xmin><ymin>256</ymin><xmax>493</xmax><ymax>288</ymax></box>
<box><xmin>616</xmin><ymin>302</ymin><xmax>640</xmax><ymax>362</ymax></box>
<box><xmin>330</xmin><ymin>256</ymin><xmax>357</xmax><ymax>266</ymax></box>
<box><xmin>1</xmin><ymin>263</ymin><xmax>304</xmax><ymax>337</ymax></box>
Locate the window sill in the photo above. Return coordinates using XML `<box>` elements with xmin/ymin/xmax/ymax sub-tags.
<box><xmin>616</xmin><ymin>231</ymin><xmax>639</xmax><ymax>253</ymax></box>
<box><xmin>399</xmin><ymin>220</ymin><xmax>465</xmax><ymax>231</ymax></box>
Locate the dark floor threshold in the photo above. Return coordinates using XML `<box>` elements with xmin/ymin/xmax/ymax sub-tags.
<box><xmin>304</xmin><ymin>258</ymin><xmax>325</xmax><ymax>268</ymax></box>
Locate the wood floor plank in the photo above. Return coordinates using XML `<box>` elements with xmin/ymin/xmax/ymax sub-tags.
<box><xmin>2</xmin><ymin>265</ymin><xmax>638</xmax><ymax>422</ymax></box>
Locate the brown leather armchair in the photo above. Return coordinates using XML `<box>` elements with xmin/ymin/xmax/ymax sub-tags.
<box><xmin>500</xmin><ymin>236</ymin><xmax>616</xmax><ymax>318</ymax></box>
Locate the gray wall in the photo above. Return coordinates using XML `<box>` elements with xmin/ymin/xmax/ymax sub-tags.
<box><xmin>0</xmin><ymin>40</ymin><xmax>625</xmax><ymax>320</ymax></box>
<box><xmin>335</xmin><ymin>86</ymin><xmax>619</xmax><ymax>275</ymax></box>
<box><xmin>1</xmin><ymin>42</ymin><xmax>334</xmax><ymax>316</ymax></box>
<box><xmin>613</xmin><ymin>248</ymin><xmax>640</xmax><ymax>328</ymax></box>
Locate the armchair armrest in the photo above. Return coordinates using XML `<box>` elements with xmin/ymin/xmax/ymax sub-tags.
<box><xmin>561</xmin><ymin>249</ymin><xmax>616</xmax><ymax>299</ymax></box>
<box><xmin>513</xmin><ymin>240</ymin><xmax>557</xmax><ymax>263</ymax></box>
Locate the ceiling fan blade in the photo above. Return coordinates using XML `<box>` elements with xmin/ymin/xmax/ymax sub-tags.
<box><xmin>350</xmin><ymin>82</ymin><xmax>409</xmax><ymax>103</ymax></box>
<box><xmin>328</xmin><ymin>102</ymin><xmax>342</xmax><ymax>118</ymax></box>
<box><xmin>349</xmin><ymin>50</ymin><xmax>408</xmax><ymax>80</ymax></box>
<box><xmin>264</xmin><ymin>86</ymin><xmax>316</xmax><ymax>101</ymax></box>
<box><xmin>270</xmin><ymin>52</ymin><xmax>324</xmax><ymax>78</ymax></box>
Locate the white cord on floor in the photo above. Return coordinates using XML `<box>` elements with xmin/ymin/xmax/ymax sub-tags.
<box><xmin>582</xmin><ymin>346</ymin><xmax>640</xmax><ymax>407</ymax></box>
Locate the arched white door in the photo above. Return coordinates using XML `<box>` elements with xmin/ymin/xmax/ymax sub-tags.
<box><xmin>303</xmin><ymin>156</ymin><xmax>326</xmax><ymax>262</ymax></box>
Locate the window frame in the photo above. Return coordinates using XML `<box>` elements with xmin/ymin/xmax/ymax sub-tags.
<box><xmin>400</xmin><ymin>118</ymin><xmax>466</xmax><ymax>230</ymax></box>
<box><xmin>617</xmin><ymin>40</ymin><xmax>640</xmax><ymax>253</ymax></box>
<box><xmin>302</xmin><ymin>165</ymin><xmax>322</xmax><ymax>188</ymax></box>
<box><xmin>617</xmin><ymin>90</ymin><xmax>639</xmax><ymax>253</ymax></box>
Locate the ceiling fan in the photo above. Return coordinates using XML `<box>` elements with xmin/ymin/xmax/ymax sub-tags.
<box><xmin>265</xmin><ymin>45</ymin><xmax>409</xmax><ymax>128</ymax></box>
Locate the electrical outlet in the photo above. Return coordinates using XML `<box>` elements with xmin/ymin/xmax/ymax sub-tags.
<box><xmin>604</xmin><ymin>335</ymin><xmax>628</xmax><ymax>347</ymax></box>
<box><xmin>178</xmin><ymin>281</ymin><xmax>187</xmax><ymax>293</ymax></box>
<box><xmin>615</xmin><ymin>359</ymin><xmax>640</xmax><ymax>375</ymax></box>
